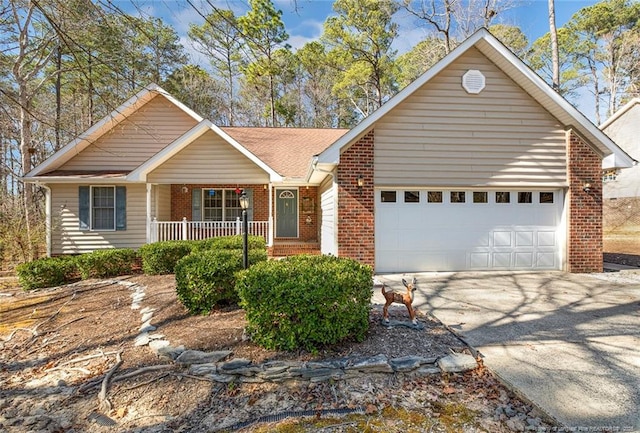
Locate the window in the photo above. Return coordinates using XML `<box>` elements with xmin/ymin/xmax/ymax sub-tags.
<box><xmin>473</xmin><ymin>192</ymin><xmax>488</xmax><ymax>203</ymax></box>
<box><xmin>404</xmin><ymin>191</ymin><xmax>420</xmax><ymax>203</ymax></box>
<box><xmin>92</xmin><ymin>187</ymin><xmax>115</xmax><ymax>230</ymax></box>
<box><xmin>450</xmin><ymin>191</ymin><xmax>466</xmax><ymax>203</ymax></box>
<box><xmin>427</xmin><ymin>191</ymin><xmax>443</xmax><ymax>203</ymax></box>
<box><xmin>518</xmin><ymin>192</ymin><xmax>532</xmax><ymax>203</ymax></box>
<box><xmin>381</xmin><ymin>191</ymin><xmax>396</xmax><ymax>203</ymax></box>
<box><xmin>79</xmin><ymin>186</ymin><xmax>126</xmax><ymax>231</ymax></box>
<box><xmin>496</xmin><ymin>192</ymin><xmax>510</xmax><ymax>203</ymax></box>
<box><xmin>540</xmin><ymin>192</ymin><xmax>554</xmax><ymax>204</ymax></box>
<box><xmin>202</xmin><ymin>189</ymin><xmax>242</xmax><ymax>221</ymax></box>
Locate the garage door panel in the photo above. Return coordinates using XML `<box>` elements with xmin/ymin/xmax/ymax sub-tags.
<box><xmin>376</xmin><ymin>189</ymin><xmax>562</xmax><ymax>272</ymax></box>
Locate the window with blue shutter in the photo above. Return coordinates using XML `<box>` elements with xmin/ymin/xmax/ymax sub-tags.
<box><xmin>79</xmin><ymin>186</ymin><xmax>126</xmax><ymax>231</ymax></box>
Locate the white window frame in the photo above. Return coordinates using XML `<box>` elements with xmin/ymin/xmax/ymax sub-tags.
<box><xmin>90</xmin><ymin>186</ymin><xmax>116</xmax><ymax>231</ymax></box>
<box><xmin>202</xmin><ymin>188</ymin><xmax>242</xmax><ymax>222</ymax></box>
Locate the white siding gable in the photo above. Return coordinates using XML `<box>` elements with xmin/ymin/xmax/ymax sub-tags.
<box><xmin>375</xmin><ymin>48</ymin><xmax>567</xmax><ymax>187</ymax></box>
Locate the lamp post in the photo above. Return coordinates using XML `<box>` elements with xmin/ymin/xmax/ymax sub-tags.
<box><xmin>239</xmin><ymin>190</ymin><xmax>249</xmax><ymax>269</ymax></box>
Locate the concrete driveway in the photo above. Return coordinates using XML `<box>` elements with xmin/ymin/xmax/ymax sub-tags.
<box><xmin>373</xmin><ymin>271</ymin><xmax>640</xmax><ymax>430</ymax></box>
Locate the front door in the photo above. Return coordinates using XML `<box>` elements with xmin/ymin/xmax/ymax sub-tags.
<box><xmin>276</xmin><ymin>189</ymin><xmax>298</xmax><ymax>238</ymax></box>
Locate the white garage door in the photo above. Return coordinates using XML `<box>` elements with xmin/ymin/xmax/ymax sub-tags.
<box><xmin>376</xmin><ymin>189</ymin><xmax>563</xmax><ymax>272</ymax></box>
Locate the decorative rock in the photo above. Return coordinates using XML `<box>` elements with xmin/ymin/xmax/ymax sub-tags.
<box><xmin>345</xmin><ymin>354</ymin><xmax>393</xmax><ymax>373</ymax></box>
<box><xmin>415</xmin><ymin>366</ymin><xmax>441</xmax><ymax>376</ymax></box>
<box><xmin>219</xmin><ymin>358</ymin><xmax>252</xmax><ymax>371</ymax></box>
<box><xmin>148</xmin><ymin>340</ymin><xmax>170</xmax><ymax>355</ymax></box>
<box><xmin>208</xmin><ymin>374</ymin><xmax>236</xmax><ymax>383</ymax></box>
<box><xmin>157</xmin><ymin>344</ymin><xmax>185</xmax><ymax>360</ymax></box>
<box><xmin>147</xmin><ymin>333</ymin><xmax>165</xmax><ymax>340</ymax></box>
<box><xmin>140</xmin><ymin>306</ymin><xmax>155</xmax><ymax>314</ymax></box>
<box><xmin>134</xmin><ymin>333</ymin><xmax>150</xmax><ymax>347</ymax></box>
<box><xmin>139</xmin><ymin>321</ymin><xmax>157</xmax><ymax>333</ymax></box>
<box><xmin>189</xmin><ymin>363</ymin><xmax>217</xmax><ymax>376</ymax></box>
<box><xmin>222</xmin><ymin>366</ymin><xmax>262</xmax><ymax>376</ymax></box>
<box><xmin>437</xmin><ymin>353</ymin><xmax>478</xmax><ymax>373</ymax></box>
<box><xmin>506</xmin><ymin>416</ymin><xmax>526</xmax><ymax>432</ymax></box>
<box><xmin>141</xmin><ymin>311</ymin><xmax>154</xmax><ymax>323</ymax></box>
<box><xmin>390</xmin><ymin>356</ymin><xmax>435</xmax><ymax>372</ymax></box>
<box><xmin>176</xmin><ymin>350</ymin><xmax>232</xmax><ymax>365</ymax></box>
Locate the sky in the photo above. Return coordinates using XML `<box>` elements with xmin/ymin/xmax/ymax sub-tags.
<box><xmin>124</xmin><ymin>0</ymin><xmax>601</xmax><ymax>57</ymax></box>
<box><xmin>117</xmin><ymin>0</ymin><xmax>603</xmax><ymax>117</ymax></box>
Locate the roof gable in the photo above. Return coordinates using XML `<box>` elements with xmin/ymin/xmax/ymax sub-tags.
<box><xmin>25</xmin><ymin>84</ymin><xmax>203</xmax><ymax>178</ymax></box>
<box><xmin>127</xmin><ymin>120</ymin><xmax>282</xmax><ymax>182</ymax></box>
<box><xmin>317</xmin><ymin>28</ymin><xmax>635</xmax><ymax>169</ymax></box>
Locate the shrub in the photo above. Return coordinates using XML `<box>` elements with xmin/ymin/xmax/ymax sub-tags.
<box><xmin>193</xmin><ymin>235</ymin><xmax>266</xmax><ymax>252</ymax></box>
<box><xmin>16</xmin><ymin>256</ymin><xmax>77</xmax><ymax>291</ymax></box>
<box><xmin>138</xmin><ymin>240</ymin><xmax>195</xmax><ymax>275</ymax></box>
<box><xmin>75</xmin><ymin>248</ymin><xmax>138</xmax><ymax>279</ymax></box>
<box><xmin>236</xmin><ymin>255</ymin><xmax>373</xmax><ymax>352</ymax></box>
<box><xmin>175</xmin><ymin>248</ymin><xmax>268</xmax><ymax>314</ymax></box>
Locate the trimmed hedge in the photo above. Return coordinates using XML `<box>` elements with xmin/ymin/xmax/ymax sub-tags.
<box><xmin>175</xmin><ymin>248</ymin><xmax>268</xmax><ymax>314</ymax></box>
<box><xmin>75</xmin><ymin>248</ymin><xmax>138</xmax><ymax>279</ymax></box>
<box><xmin>138</xmin><ymin>240</ymin><xmax>194</xmax><ymax>275</ymax></box>
<box><xmin>193</xmin><ymin>235</ymin><xmax>266</xmax><ymax>252</ymax></box>
<box><xmin>236</xmin><ymin>255</ymin><xmax>373</xmax><ymax>352</ymax></box>
<box><xmin>16</xmin><ymin>256</ymin><xmax>77</xmax><ymax>291</ymax></box>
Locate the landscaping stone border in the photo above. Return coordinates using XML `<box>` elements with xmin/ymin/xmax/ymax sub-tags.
<box><xmin>117</xmin><ymin>279</ymin><xmax>478</xmax><ymax>385</ymax></box>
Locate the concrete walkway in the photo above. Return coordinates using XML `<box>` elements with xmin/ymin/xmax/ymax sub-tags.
<box><xmin>373</xmin><ymin>271</ymin><xmax>640</xmax><ymax>431</ymax></box>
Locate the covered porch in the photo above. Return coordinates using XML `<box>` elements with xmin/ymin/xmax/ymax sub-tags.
<box><xmin>144</xmin><ymin>183</ymin><xmax>321</xmax><ymax>255</ymax></box>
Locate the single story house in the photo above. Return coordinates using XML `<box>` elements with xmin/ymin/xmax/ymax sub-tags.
<box><xmin>25</xmin><ymin>29</ymin><xmax>634</xmax><ymax>273</ymax></box>
<box><xmin>601</xmin><ymin>98</ymin><xmax>640</xmax><ymax>250</ymax></box>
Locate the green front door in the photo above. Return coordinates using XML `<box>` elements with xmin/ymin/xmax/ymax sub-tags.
<box><xmin>276</xmin><ymin>189</ymin><xmax>298</xmax><ymax>238</ymax></box>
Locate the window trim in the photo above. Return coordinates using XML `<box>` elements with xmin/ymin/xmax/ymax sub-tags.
<box><xmin>90</xmin><ymin>185</ymin><xmax>116</xmax><ymax>231</ymax></box>
<box><xmin>201</xmin><ymin>188</ymin><xmax>243</xmax><ymax>222</ymax></box>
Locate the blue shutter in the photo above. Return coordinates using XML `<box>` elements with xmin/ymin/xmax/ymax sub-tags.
<box><xmin>116</xmin><ymin>186</ymin><xmax>126</xmax><ymax>230</ymax></box>
<box><xmin>192</xmin><ymin>188</ymin><xmax>202</xmax><ymax>221</ymax></box>
<box><xmin>79</xmin><ymin>186</ymin><xmax>90</xmax><ymax>230</ymax></box>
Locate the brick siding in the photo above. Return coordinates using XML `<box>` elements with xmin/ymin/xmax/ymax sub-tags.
<box><xmin>171</xmin><ymin>184</ymin><xmax>269</xmax><ymax>222</ymax></box>
<box><xmin>567</xmin><ymin>131</ymin><xmax>603</xmax><ymax>273</ymax></box>
<box><xmin>336</xmin><ymin>130</ymin><xmax>375</xmax><ymax>267</ymax></box>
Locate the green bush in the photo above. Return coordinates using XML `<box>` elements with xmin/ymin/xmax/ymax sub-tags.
<box><xmin>193</xmin><ymin>235</ymin><xmax>266</xmax><ymax>252</ymax></box>
<box><xmin>138</xmin><ymin>240</ymin><xmax>195</xmax><ymax>275</ymax></box>
<box><xmin>175</xmin><ymin>248</ymin><xmax>268</xmax><ymax>314</ymax></box>
<box><xmin>236</xmin><ymin>255</ymin><xmax>373</xmax><ymax>352</ymax></box>
<box><xmin>75</xmin><ymin>248</ymin><xmax>138</xmax><ymax>279</ymax></box>
<box><xmin>16</xmin><ymin>256</ymin><xmax>77</xmax><ymax>291</ymax></box>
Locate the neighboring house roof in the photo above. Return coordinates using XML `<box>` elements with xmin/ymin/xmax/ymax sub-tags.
<box><xmin>600</xmin><ymin>98</ymin><xmax>640</xmax><ymax>130</ymax></box>
<box><xmin>316</xmin><ymin>28</ymin><xmax>636</xmax><ymax>169</ymax></box>
<box><xmin>222</xmin><ymin>127</ymin><xmax>348</xmax><ymax>180</ymax></box>
<box><xmin>25</xmin><ymin>84</ymin><xmax>203</xmax><ymax>179</ymax></box>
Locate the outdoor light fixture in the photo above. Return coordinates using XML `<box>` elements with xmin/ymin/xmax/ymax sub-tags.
<box><xmin>239</xmin><ymin>190</ymin><xmax>249</xmax><ymax>269</ymax></box>
<box><xmin>181</xmin><ymin>184</ymin><xmax>189</xmax><ymax>194</ymax></box>
<box><xmin>357</xmin><ymin>175</ymin><xmax>364</xmax><ymax>188</ymax></box>
<box><xmin>583</xmin><ymin>183</ymin><xmax>592</xmax><ymax>193</ymax></box>
<box><xmin>239</xmin><ymin>191</ymin><xmax>250</xmax><ymax>210</ymax></box>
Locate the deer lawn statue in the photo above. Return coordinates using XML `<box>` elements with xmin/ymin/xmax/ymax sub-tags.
<box><xmin>382</xmin><ymin>277</ymin><xmax>418</xmax><ymax>326</ymax></box>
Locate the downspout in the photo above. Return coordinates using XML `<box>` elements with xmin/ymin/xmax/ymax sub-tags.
<box><xmin>146</xmin><ymin>183</ymin><xmax>152</xmax><ymax>244</ymax></box>
<box><xmin>37</xmin><ymin>183</ymin><xmax>52</xmax><ymax>257</ymax></box>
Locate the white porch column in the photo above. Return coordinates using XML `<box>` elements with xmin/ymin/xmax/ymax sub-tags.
<box><xmin>146</xmin><ymin>183</ymin><xmax>152</xmax><ymax>243</ymax></box>
<box><xmin>41</xmin><ymin>184</ymin><xmax>52</xmax><ymax>257</ymax></box>
<box><xmin>268</xmin><ymin>183</ymin><xmax>274</xmax><ymax>246</ymax></box>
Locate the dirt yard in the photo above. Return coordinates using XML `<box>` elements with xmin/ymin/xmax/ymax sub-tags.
<box><xmin>0</xmin><ymin>275</ymin><xmax>552</xmax><ymax>432</ymax></box>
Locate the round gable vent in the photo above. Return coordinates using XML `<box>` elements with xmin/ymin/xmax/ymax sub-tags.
<box><xmin>462</xmin><ymin>69</ymin><xmax>485</xmax><ymax>94</ymax></box>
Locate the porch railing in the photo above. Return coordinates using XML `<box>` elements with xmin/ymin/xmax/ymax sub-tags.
<box><xmin>150</xmin><ymin>217</ymin><xmax>269</xmax><ymax>243</ymax></box>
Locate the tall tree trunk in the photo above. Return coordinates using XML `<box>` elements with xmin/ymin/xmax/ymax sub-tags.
<box><xmin>548</xmin><ymin>0</ymin><xmax>560</xmax><ymax>91</ymax></box>
<box><xmin>55</xmin><ymin>45</ymin><xmax>62</xmax><ymax>150</ymax></box>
